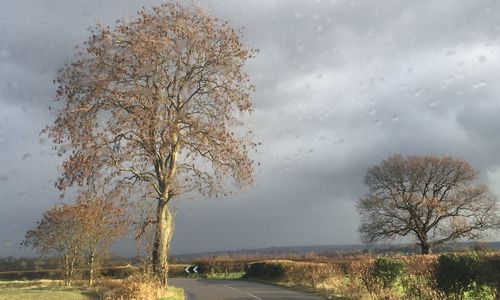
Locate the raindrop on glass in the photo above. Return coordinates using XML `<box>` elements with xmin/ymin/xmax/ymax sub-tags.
<box><xmin>472</xmin><ymin>81</ymin><xmax>487</xmax><ymax>89</ymax></box>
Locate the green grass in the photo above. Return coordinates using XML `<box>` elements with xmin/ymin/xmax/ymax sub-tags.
<box><xmin>159</xmin><ymin>286</ymin><xmax>185</xmax><ymax>300</ymax></box>
<box><xmin>0</xmin><ymin>281</ymin><xmax>184</xmax><ymax>300</ymax></box>
<box><xmin>0</xmin><ymin>287</ymin><xmax>98</xmax><ymax>300</ymax></box>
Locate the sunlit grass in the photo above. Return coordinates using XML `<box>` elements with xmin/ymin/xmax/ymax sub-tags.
<box><xmin>0</xmin><ymin>279</ymin><xmax>184</xmax><ymax>300</ymax></box>
<box><xmin>0</xmin><ymin>287</ymin><xmax>98</xmax><ymax>300</ymax></box>
<box><xmin>159</xmin><ymin>286</ymin><xmax>185</xmax><ymax>300</ymax></box>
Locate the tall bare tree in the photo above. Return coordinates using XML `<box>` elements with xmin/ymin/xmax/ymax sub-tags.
<box><xmin>45</xmin><ymin>1</ymin><xmax>256</xmax><ymax>285</ymax></box>
<box><xmin>357</xmin><ymin>154</ymin><xmax>500</xmax><ymax>254</ymax></box>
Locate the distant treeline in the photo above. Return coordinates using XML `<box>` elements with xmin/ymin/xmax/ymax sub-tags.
<box><xmin>0</xmin><ymin>256</ymin><xmax>137</xmax><ymax>281</ymax></box>
<box><xmin>170</xmin><ymin>241</ymin><xmax>500</xmax><ymax>263</ymax></box>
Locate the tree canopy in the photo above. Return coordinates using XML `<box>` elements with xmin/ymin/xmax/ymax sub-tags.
<box><xmin>357</xmin><ymin>154</ymin><xmax>500</xmax><ymax>254</ymax></box>
<box><xmin>45</xmin><ymin>1</ymin><xmax>257</xmax><ymax>285</ymax></box>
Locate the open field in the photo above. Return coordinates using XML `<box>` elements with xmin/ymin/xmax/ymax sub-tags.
<box><xmin>0</xmin><ymin>280</ymin><xmax>97</xmax><ymax>300</ymax></box>
<box><xmin>0</xmin><ymin>288</ymin><xmax>96</xmax><ymax>300</ymax></box>
<box><xmin>0</xmin><ymin>279</ymin><xmax>184</xmax><ymax>300</ymax></box>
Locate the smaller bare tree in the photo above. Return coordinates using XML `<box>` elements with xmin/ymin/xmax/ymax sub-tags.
<box><xmin>23</xmin><ymin>187</ymin><xmax>128</xmax><ymax>286</ymax></box>
<box><xmin>23</xmin><ymin>204</ymin><xmax>84</xmax><ymax>286</ymax></box>
<box><xmin>77</xmin><ymin>187</ymin><xmax>129</xmax><ymax>286</ymax></box>
<box><xmin>357</xmin><ymin>154</ymin><xmax>500</xmax><ymax>254</ymax></box>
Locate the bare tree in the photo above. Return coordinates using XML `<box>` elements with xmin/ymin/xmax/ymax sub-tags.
<box><xmin>45</xmin><ymin>1</ymin><xmax>256</xmax><ymax>285</ymax></box>
<box><xmin>77</xmin><ymin>187</ymin><xmax>128</xmax><ymax>286</ymax></box>
<box><xmin>357</xmin><ymin>154</ymin><xmax>500</xmax><ymax>254</ymax></box>
<box><xmin>23</xmin><ymin>204</ymin><xmax>84</xmax><ymax>286</ymax></box>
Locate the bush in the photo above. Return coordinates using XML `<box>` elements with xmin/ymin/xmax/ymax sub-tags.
<box><xmin>246</xmin><ymin>261</ymin><xmax>286</xmax><ymax>281</ymax></box>
<box><xmin>372</xmin><ymin>257</ymin><xmax>406</xmax><ymax>288</ymax></box>
<box><xmin>99</xmin><ymin>273</ymin><xmax>179</xmax><ymax>300</ymax></box>
<box><xmin>474</xmin><ymin>253</ymin><xmax>500</xmax><ymax>296</ymax></box>
<box><xmin>168</xmin><ymin>264</ymin><xmax>189</xmax><ymax>277</ymax></box>
<box><xmin>435</xmin><ymin>253</ymin><xmax>480</xmax><ymax>296</ymax></box>
<box><xmin>463</xmin><ymin>282</ymin><xmax>495</xmax><ymax>300</ymax></box>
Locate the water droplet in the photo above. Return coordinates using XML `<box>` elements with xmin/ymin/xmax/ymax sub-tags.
<box><xmin>473</xmin><ymin>81</ymin><xmax>487</xmax><ymax>89</ymax></box>
<box><xmin>429</xmin><ymin>101</ymin><xmax>439</xmax><ymax>107</ymax></box>
<box><xmin>22</xmin><ymin>153</ymin><xmax>32</xmax><ymax>161</ymax></box>
<box><xmin>333</xmin><ymin>138</ymin><xmax>345</xmax><ymax>145</ymax></box>
<box><xmin>307</xmin><ymin>149</ymin><xmax>315</xmax><ymax>154</ymax></box>
<box><xmin>478</xmin><ymin>55</ymin><xmax>487</xmax><ymax>63</ymax></box>
<box><xmin>444</xmin><ymin>75</ymin><xmax>455</xmax><ymax>84</ymax></box>
<box><xmin>375</xmin><ymin>120</ymin><xmax>383</xmax><ymax>126</ymax></box>
<box><xmin>368</xmin><ymin>109</ymin><xmax>376</xmax><ymax>116</ymax></box>
<box><xmin>414</xmin><ymin>88</ymin><xmax>423</xmax><ymax>97</ymax></box>
<box><xmin>0</xmin><ymin>175</ymin><xmax>8</xmax><ymax>182</ymax></box>
<box><xmin>391</xmin><ymin>115</ymin><xmax>400</xmax><ymax>122</ymax></box>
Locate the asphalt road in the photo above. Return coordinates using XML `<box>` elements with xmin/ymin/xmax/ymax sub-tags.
<box><xmin>170</xmin><ymin>278</ymin><xmax>324</xmax><ymax>300</ymax></box>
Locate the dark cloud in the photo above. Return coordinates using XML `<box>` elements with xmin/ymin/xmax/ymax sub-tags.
<box><xmin>1</xmin><ymin>0</ymin><xmax>500</xmax><ymax>257</ymax></box>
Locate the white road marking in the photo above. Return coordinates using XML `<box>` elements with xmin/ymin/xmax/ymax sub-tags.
<box><xmin>223</xmin><ymin>285</ymin><xmax>264</xmax><ymax>300</ymax></box>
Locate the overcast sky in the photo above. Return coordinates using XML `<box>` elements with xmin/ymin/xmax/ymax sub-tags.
<box><xmin>1</xmin><ymin>0</ymin><xmax>500</xmax><ymax>257</ymax></box>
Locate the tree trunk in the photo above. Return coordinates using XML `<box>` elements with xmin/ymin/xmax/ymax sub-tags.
<box><xmin>420</xmin><ymin>241</ymin><xmax>431</xmax><ymax>255</ymax></box>
<box><xmin>152</xmin><ymin>199</ymin><xmax>173</xmax><ymax>286</ymax></box>
<box><xmin>63</xmin><ymin>255</ymin><xmax>70</xmax><ymax>286</ymax></box>
<box><xmin>88</xmin><ymin>251</ymin><xmax>95</xmax><ymax>286</ymax></box>
<box><xmin>68</xmin><ymin>255</ymin><xmax>76</xmax><ymax>286</ymax></box>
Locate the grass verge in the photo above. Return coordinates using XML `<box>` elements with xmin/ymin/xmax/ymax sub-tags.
<box><xmin>0</xmin><ymin>287</ymin><xmax>98</xmax><ymax>300</ymax></box>
<box><xmin>159</xmin><ymin>286</ymin><xmax>185</xmax><ymax>300</ymax></box>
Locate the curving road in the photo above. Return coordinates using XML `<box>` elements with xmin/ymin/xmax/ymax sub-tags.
<box><xmin>170</xmin><ymin>278</ymin><xmax>324</xmax><ymax>300</ymax></box>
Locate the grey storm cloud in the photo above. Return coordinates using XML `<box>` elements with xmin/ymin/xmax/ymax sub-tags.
<box><xmin>1</xmin><ymin>0</ymin><xmax>500</xmax><ymax>257</ymax></box>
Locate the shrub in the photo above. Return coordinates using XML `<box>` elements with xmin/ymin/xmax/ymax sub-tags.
<box><xmin>463</xmin><ymin>282</ymin><xmax>495</xmax><ymax>300</ymax></box>
<box><xmin>474</xmin><ymin>253</ymin><xmax>500</xmax><ymax>296</ymax></box>
<box><xmin>435</xmin><ymin>253</ymin><xmax>480</xmax><ymax>296</ymax></box>
<box><xmin>168</xmin><ymin>264</ymin><xmax>189</xmax><ymax>277</ymax></box>
<box><xmin>246</xmin><ymin>261</ymin><xmax>286</xmax><ymax>281</ymax></box>
<box><xmin>100</xmin><ymin>273</ymin><xmax>172</xmax><ymax>300</ymax></box>
<box><xmin>372</xmin><ymin>257</ymin><xmax>406</xmax><ymax>288</ymax></box>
